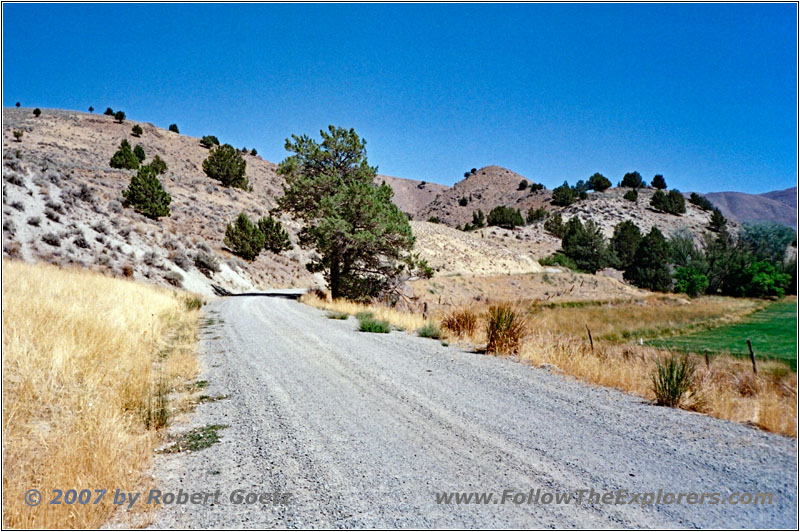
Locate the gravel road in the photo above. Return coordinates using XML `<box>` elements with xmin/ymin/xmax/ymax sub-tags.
<box><xmin>149</xmin><ymin>295</ymin><xmax>797</xmax><ymax>528</ymax></box>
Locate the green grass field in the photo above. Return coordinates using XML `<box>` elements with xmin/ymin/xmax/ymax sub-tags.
<box><xmin>648</xmin><ymin>300</ymin><xmax>797</xmax><ymax>369</ymax></box>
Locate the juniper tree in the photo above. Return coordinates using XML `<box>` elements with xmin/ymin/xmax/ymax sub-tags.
<box><xmin>621</xmin><ymin>171</ymin><xmax>644</xmax><ymax>188</ymax></box>
<box><xmin>168</xmin><ymin>124</ymin><xmax>179</xmax><ymax>133</ymax></box>
<box><xmin>109</xmin><ymin>139</ymin><xmax>140</xmax><ymax>170</ymax></box>
<box><xmin>224</xmin><ymin>212</ymin><xmax>265</xmax><ymax>261</ymax></box>
<box><xmin>33</xmin><ymin>108</ymin><xmax>41</xmax><ymax>117</ymax></box>
<box><xmin>115</xmin><ymin>110</ymin><xmax>126</xmax><ymax>123</ymax></box>
<box><xmin>202</xmin><ymin>144</ymin><xmax>249</xmax><ymax>189</ymax></box>
<box><xmin>610</xmin><ymin>220</ymin><xmax>642</xmax><ymax>270</ymax></box>
<box><xmin>624</xmin><ymin>227</ymin><xmax>672</xmax><ymax>292</ymax></box>
<box><xmin>131</xmin><ymin>124</ymin><xmax>143</xmax><ymax>137</ymax></box>
<box><xmin>587</xmin><ymin>172</ymin><xmax>611</xmax><ymax>192</ymax></box>
<box><xmin>150</xmin><ymin>154</ymin><xmax>167</xmax><ymax>175</ymax></box>
<box><xmin>651</xmin><ymin>174</ymin><xmax>667</xmax><ymax>189</ymax></box>
<box><xmin>257</xmin><ymin>215</ymin><xmax>292</xmax><ymax>253</ymax></box>
<box><xmin>133</xmin><ymin>144</ymin><xmax>146</xmax><ymax>163</ymax></box>
<box><xmin>121</xmin><ymin>164</ymin><xmax>171</xmax><ymax>219</ymax></box>
<box><xmin>561</xmin><ymin>217</ymin><xmax>611</xmax><ymax>273</ymax></box>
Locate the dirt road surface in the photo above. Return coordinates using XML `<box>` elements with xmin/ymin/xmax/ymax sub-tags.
<box><xmin>148</xmin><ymin>294</ymin><xmax>797</xmax><ymax>528</ymax></box>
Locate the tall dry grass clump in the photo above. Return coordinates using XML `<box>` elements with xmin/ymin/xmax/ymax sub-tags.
<box><xmin>441</xmin><ymin>308</ymin><xmax>479</xmax><ymax>338</ymax></box>
<box><xmin>301</xmin><ymin>292</ymin><xmax>429</xmax><ymax>332</ymax></box>
<box><xmin>485</xmin><ymin>303</ymin><xmax>528</xmax><ymax>355</ymax></box>
<box><xmin>2</xmin><ymin>260</ymin><xmax>200</xmax><ymax>528</ymax></box>
<box><xmin>652</xmin><ymin>354</ymin><xmax>696</xmax><ymax>407</ymax></box>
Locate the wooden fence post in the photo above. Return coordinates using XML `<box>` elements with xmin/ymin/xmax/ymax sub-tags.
<box><xmin>585</xmin><ymin>324</ymin><xmax>594</xmax><ymax>352</ymax></box>
<box><xmin>746</xmin><ymin>339</ymin><xmax>757</xmax><ymax>375</ymax></box>
<box><xmin>704</xmin><ymin>350</ymin><xmax>710</xmax><ymax>369</ymax></box>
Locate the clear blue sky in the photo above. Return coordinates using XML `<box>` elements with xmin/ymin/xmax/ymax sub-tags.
<box><xmin>3</xmin><ymin>3</ymin><xmax>797</xmax><ymax>193</ymax></box>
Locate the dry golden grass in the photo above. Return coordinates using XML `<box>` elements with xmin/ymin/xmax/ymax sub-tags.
<box><xmin>2</xmin><ymin>260</ymin><xmax>201</xmax><ymax>528</ymax></box>
<box><xmin>529</xmin><ymin>296</ymin><xmax>762</xmax><ymax>341</ymax></box>
<box><xmin>301</xmin><ymin>293</ymin><xmax>431</xmax><ymax>333</ymax></box>
<box><xmin>302</xmin><ymin>293</ymin><xmax>796</xmax><ymax>438</ymax></box>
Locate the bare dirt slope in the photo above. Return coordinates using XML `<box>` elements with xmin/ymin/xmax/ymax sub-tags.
<box><xmin>377</xmin><ymin>174</ymin><xmax>449</xmax><ymax>219</ymax></box>
<box><xmin>2</xmin><ymin>108</ymin><xmax>316</xmax><ymax>296</ymax></box>
<box><xmin>149</xmin><ymin>295</ymin><xmax>797</xmax><ymax>528</ymax></box>
<box><xmin>417</xmin><ymin>165</ymin><xmax>551</xmax><ymax>226</ymax></box>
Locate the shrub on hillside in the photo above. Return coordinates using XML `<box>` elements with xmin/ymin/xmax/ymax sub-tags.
<box><xmin>13</xmin><ymin>130</ymin><xmax>23</xmax><ymax>142</ymax></box>
<box><xmin>114</xmin><ymin>110</ymin><xmax>125</xmax><ymax>123</ymax></box>
<box><xmin>543</xmin><ymin>212</ymin><xmax>566</xmax><ymax>238</ymax></box>
<box><xmin>131</xmin><ymin>124</ymin><xmax>143</xmax><ymax>137</ymax></box>
<box><xmin>150</xmin><ymin>155</ymin><xmax>168</xmax><ymax>175</ymax></box>
<box><xmin>551</xmin><ymin>181</ymin><xmax>578</xmax><ymax>206</ymax></box>
<box><xmin>621</xmin><ymin>171</ymin><xmax>644</xmax><ymax>188</ymax></box>
<box><xmin>168</xmin><ymin>124</ymin><xmax>179</xmax><ymax>133</ymax></box>
<box><xmin>487</xmin><ymin>205</ymin><xmax>524</xmax><ymax>228</ymax></box>
<box><xmin>459</xmin><ymin>196</ymin><xmax>469</xmax><ymax>206</ymax></box>
<box><xmin>200</xmin><ymin>135</ymin><xmax>220</xmax><ymax>149</ymax></box>
<box><xmin>104</xmin><ymin>107</ymin><xmax>114</xmax><ymax>116</ymax></box>
<box><xmin>651</xmin><ymin>174</ymin><xmax>667</xmax><ymax>190</ymax></box>
<box><xmin>202</xmin><ymin>143</ymin><xmax>249</xmax><ymax>189</ymax></box>
<box><xmin>109</xmin><ymin>139</ymin><xmax>140</xmax><ymax>170</ymax></box>
<box><xmin>526</xmin><ymin>207</ymin><xmax>548</xmax><ymax>224</ymax></box>
<box><xmin>561</xmin><ymin>217</ymin><xmax>612</xmax><ymax>273</ymax></box>
<box><xmin>738</xmin><ymin>261</ymin><xmax>791</xmax><ymax>298</ymax></box>
<box><xmin>650</xmin><ymin>189</ymin><xmax>686</xmax><ymax>215</ymax></box>
<box><xmin>517</xmin><ymin>180</ymin><xmax>528</xmax><ymax>191</ymax></box>
<box><xmin>587</xmin><ymin>172</ymin><xmax>611</xmax><ymax>192</ymax></box>
<box><xmin>194</xmin><ymin>251</ymin><xmax>221</xmax><ymax>276</ymax></box>
<box><xmin>623</xmin><ymin>189</ymin><xmax>638</xmax><ymax>202</ymax></box>
<box><xmin>708</xmin><ymin>208</ymin><xmax>727</xmax><ymax>232</ymax></box>
<box><xmin>529</xmin><ymin>182</ymin><xmax>545</xmax><ymax>192</ymax></box>
<box><xmin>121</xmin><ymin>164</ymin><xmax>171</xmax><ymax>219</ymax></box>
<box><xmin>652</xmin><ymin>354</ymin><xmax>695</xmax><ymax>407</ymax></box>
<box><xmin>689</xmin><ymin>192</ymin><xmax>715</xmax><ymax>211</ymax></box>
<box><xmin>257</xmin><ymin>215</ymin><xmax>292</xmax><ymax>253</ymax></box>
<box><xmin>33</xmin><ymin>108</ymin><xmax>41</xmax><ymax>118</ymax></box>
<box><xmin>538</xmin><ymin>252</ymin><xmax>577</xmax><ymax>271</ymax></box>
<box><xmin>133</xmin><ymin>144</ymin><xmax>146</xmax><ymax>163</ymax></box>
<box><xmin>224</xmin><ymin>213</ymin><xmax>265</xmax><ymax>261</ymax></box>
<box><xmin>485</xmin><ymin>303</ymin><xmax>526</xmax><ymax>355</ymax></box>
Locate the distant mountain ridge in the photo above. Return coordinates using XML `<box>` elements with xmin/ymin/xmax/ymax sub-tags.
<box><xmin>704</xmin><ymin>187</ymin><xmax>796</xmax><ymax>228</ymax></box>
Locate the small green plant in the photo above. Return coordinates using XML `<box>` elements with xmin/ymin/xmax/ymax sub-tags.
<box><xmin>417</xmin><ymin>322</ymin><xmax>443</xmax><ymax>339</ymax></box>
<box><xmin>538</xmin><ymin>252</ymin><xmax>577</xmax><ymax>270</ymax></box>
<box><xmin>358</xmin><ymin>316</ymin><xmax>391</xmax><ymax>333</ymax></box>
<box><xmin>160</xmin><ymin>424</ymin><xmax>229</xmax><ymax>453</ymax></box>
<box><xmin>651</xmin><ymin>354</ymin><xmax>695</xmax><ymax>407</ymax></box>
<box><xmin>131</xmin><ymin>124</ymin><xmax>143</xmax><ymax>137</ymax></box>
<box><xmin>168</xmin><ymin>123</ymin><xmax>179</xmax><ymax>133</ymax></box>
<box><xmin>326</xmin><ymin>311</ymin><xmax>349</xmax><ymax>320</ymax></box>
<box><xmin>184</xmin><ymin>297</ymin><xmax>203</xmax><ymax>311</ymax></box>
<box><xmin>485</xmin><ymin>303</ymin><xmax>527</xmax><ymax>355</ymax></box>
<box><xmin>355</xmin><ymin>311</ymin><xmax>374</xmax><ymax>321</ymax></box>
<box><xmin>12</xmin><ymin>130</ymin><xmax>23</xmax><ymax>142</ymax></box>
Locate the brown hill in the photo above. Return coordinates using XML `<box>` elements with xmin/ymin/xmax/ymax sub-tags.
<box><xmin>704</xmin><ymin>189</ymin><xmax>796</xmax><ymax>228</ymax></box>
<box><xmin>2</xmin><ymin>108</ymin><xmax>316</xmax><ymax>296</ymax></box>
<box><xmin>417</xmin><ymin>165</ymin><xmax>551</xmax><ymax>226</ymax></box>
<box><xmin>376</xmin><ymin>174</ymin><xmax>449</xmax><ymax>218</ymax></box>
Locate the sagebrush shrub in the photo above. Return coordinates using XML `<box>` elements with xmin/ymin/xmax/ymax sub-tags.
<box><xmin>417</xmin><ymin>322</ymin><xmax>443</xmax><ymax>339</ymax></box>
<box><xmin>485</xmin><ymin>303</ymin><xmax>526</xmax><ymax>355</ymax></box>
<box><xmin>358</xmin><ymin>316</ymin><xmax>390</xmax><ymax>333</ymax></box>
<box><xmin>651</xmin><ymin>354</ymin><xmax>695</xmax><ymax>407</ymax></box>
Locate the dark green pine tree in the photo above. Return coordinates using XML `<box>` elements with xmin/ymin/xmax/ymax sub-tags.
<box><xmin>624</xmin><ymin>227</ymin><xmax>673</xmax><ymax>292</ymax></box>
<box><xmin>224</xmin><ymin>212</ymin><xmax>265</xmax><ymax>261</ymax></box>
<box><xmin>561</xmin><ymin>217</ymin><xmax>611</xmax><ymax>273</ymax></box>
<box><xmin>110</xmin><ymin>139</ymin><xmax>140</xmax><ymax>170</ymax></box>
<box><xmin>121</xmin><ymin>164</ymin><xmax>171</xmax><ymax>219</ymax></box>
<box><xmin>610</xmin><ymin>220</ymin><xmax>643</xmax><ymax>270</ymax></box>
<box><xmin>257</xmin><ymin>215</ymin><xmax>293</xmax><ymax>253</ymax></box>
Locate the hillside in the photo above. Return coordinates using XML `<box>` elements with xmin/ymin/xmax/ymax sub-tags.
<box><xmin>2</xmin><ymin>108</ymin><xmax>316</xmax><ymax>296</ymax></box>
<box><xmin>377</xmin><ymin>174</ymin><xmax>449</xmax><ymax>218</ymax></box>
<box><xmin>416</xmin><ymin>165</ymin><xmax>552</xmax><ymax>226</ymax></box>
<box><xmin>705</xmin><ymin>188</ymin><xmax>796</xmax><ymax>228</ymax></box>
